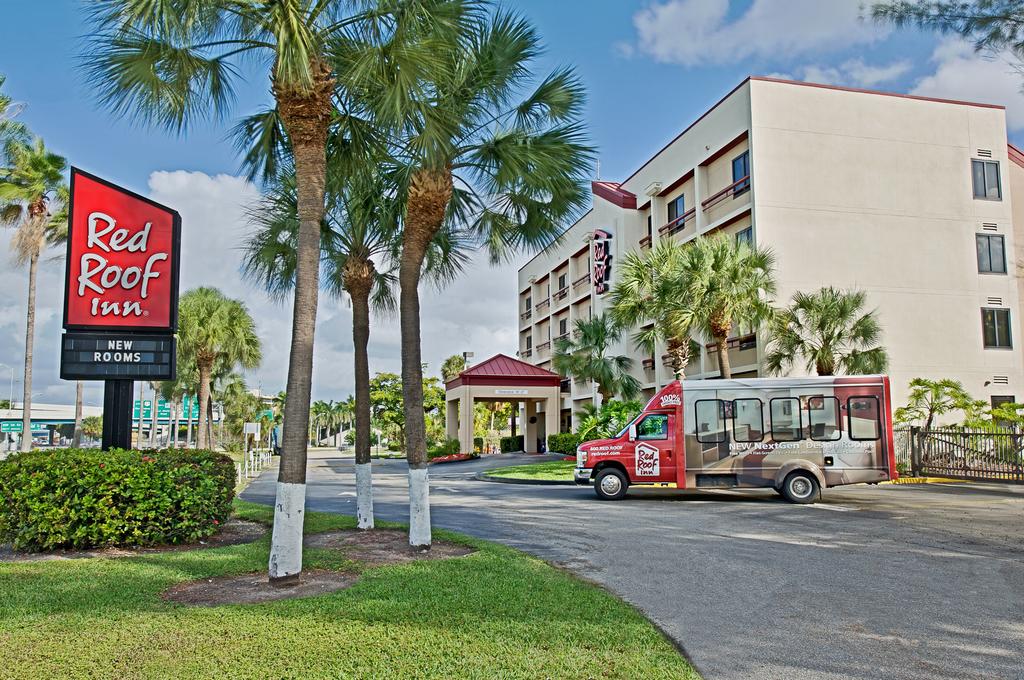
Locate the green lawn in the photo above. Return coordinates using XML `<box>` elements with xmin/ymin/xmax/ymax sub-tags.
<box><xmin>485</xmin><ymin>460</ymin><xmax>577</xmax><ymax>482</ymax></box>
<box><xmin>0</xmin><ymin>501</ymin><xmax>695</xmax><ymax>679</ymax></box>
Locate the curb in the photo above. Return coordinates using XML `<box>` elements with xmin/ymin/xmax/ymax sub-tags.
<box><xmin>882</xmin><ymin>477</ymin><xmax>968</xmax><ymax>485</ymax></box>
<box><xmin>475</xmin><ymin>472</ymin><xmax>575</xmax><ymax>486</ymax></box>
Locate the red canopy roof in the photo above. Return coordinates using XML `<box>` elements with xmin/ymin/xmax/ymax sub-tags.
<box><xmin>445</xmin><ymin>354</ymin><xmax>562</xmax><ymax>389</ymax></box>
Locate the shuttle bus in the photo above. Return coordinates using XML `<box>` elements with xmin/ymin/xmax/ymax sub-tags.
<box><xmin>574</xmin><ymin>376</ymin><xmax>896</xmax><ymax>503</ymax></box>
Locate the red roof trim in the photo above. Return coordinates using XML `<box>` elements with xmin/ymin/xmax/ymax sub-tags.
<box><xmin>750</xmin><ymin>76</ymin><xmax>1006</xmax><ymax>111</ymax></box>
<box><xmin>1009</xmin><ymin>143</ymin><xmax>1024</xmax><ymax>169</ymax></box>
<box><xmin>592</xmin><ymin>181</ymin><xmax>638</xmax><ymax>209</ymax></box>
<box><xmin>445</xmin><ymin>353</ymin><xmax>561</xmax><ymax>390</ymax></box>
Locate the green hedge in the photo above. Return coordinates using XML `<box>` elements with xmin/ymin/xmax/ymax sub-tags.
<box><xmin>500</xmin><ymin>435</ymin><xmax>524</xmax><ymax>453</ymax></box>
<box><xmin>427</xmin><ymin>438</ymin><xmax>461</xmax><ymax>460</ymax></box>
<box><xmin>0</xmin><ymin>448</ymin><xmax>235</xmax><ymax>551</ymax></box>
<box><xmin>547</xmin><ymin>432</ymin><xmax>581</xmax><ymax>455</ymax></box>
<box><xmin>473</xmin><ymin>436</ymin><xmax>484</xmax><ymax>452</ymax></box>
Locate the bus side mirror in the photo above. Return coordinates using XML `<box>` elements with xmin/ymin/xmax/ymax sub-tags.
<box><xmin>628</xmin><ymin>424</ymin><xmax>637</xmax><ymax>442</ymax></box>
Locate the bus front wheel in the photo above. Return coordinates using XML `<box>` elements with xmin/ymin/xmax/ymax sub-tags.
<box><xmin>594</xmin><ymin>468</ymin><xmax>629</xmax><ymax>501</ymax></box>
<box><xmin>781</xmin><ymin>471</ymin><xmax>819</xmax><ymax>504</ymax></box>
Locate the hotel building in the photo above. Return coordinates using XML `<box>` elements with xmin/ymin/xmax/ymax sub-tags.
<box><xmin>517</xmin><ymin>76</ymin><xmax>1024</xmax><ymax>433</ymax></box>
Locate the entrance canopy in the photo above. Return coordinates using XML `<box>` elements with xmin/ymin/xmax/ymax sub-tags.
<box><xmin>445</xmin><ymin>354</ymin><xmax>561</xmax><ymax>454</ymax></box>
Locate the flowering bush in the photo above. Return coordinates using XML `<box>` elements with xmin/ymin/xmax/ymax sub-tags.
<box><xmin>0</xmin><ymin>448</ymin><xmax>235</xmax><ymax>551</ymax></box>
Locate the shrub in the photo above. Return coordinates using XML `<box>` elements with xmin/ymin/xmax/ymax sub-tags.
<box><xmin>547</xmin><ymin>432</ymin><xmax>581</xmax><ymax>455</ymax></box>
<box><xmin>500</xmin><ymin>435</ymin><xmax>524</xmax><ymax>453</ymax></box>
<box><xmin>473</xmin><ymin>436</ymin><xmax>484</xmax><ymax>452</ymax></box>
<box><xmin>387</xmin><ymin>441</ymin><xmax>402</xmax><ymax>452</ymax></box>
<box><xmin>0</xmin><ymin>448</ymin><xmax>235</xmax><ymax>551</ymax></box>
<box><xmin>427</xmin><ymin>438</ymin><xmax>461</xmax><ymax>460</ymax></box>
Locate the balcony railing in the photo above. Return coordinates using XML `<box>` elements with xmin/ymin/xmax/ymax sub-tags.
<box><xmin>706</xmin><ymin>334</ymin><xmax>757</xmax><ymax>354</ymax></box>
<box><xmin>572</xmin><ymin>273</ymin><xmax>591</xmax><ymax>289</ymax></box>
<box><xmin>519</xmin><ymin>348</ymin><xmax>533</xmax><ymax>358</ymax></box>
<box><xmin>535</xmin><ymin>299</ymin><xmax>551</xmax><ymax>313</ymax></box>
<box><xmin>658</xmin><ymin>207</ymin><xmax>696</xmax><ymax>237</ymax></box>
<box><xmin>520</xmin><ymin>309</ymin><xmax>532</xmax><ymax>322</ymax></box>
<box><xmin>642</xmin><ymin>358</ymin><xmax>656</xmax><ymax>371</ymax></box>
<box><xmin>553</xmin><ymin>332</ymin><xmax>569</xmax><ymax>343</ymax></box>
<box><xmin>702</xmin><ymin>175</ymin><xmax>750</xmax><ymax>212</ymax></box>
<box><xmin>639</xmin><ymin>234</ymin><xmax>652</xmax><ymax>249</ymax></box>
<box><xmin>536</xmin><ymin>341</ymin><xmax>551</xmax><ymax>353</ymax></box>
<box><xmin>552</xmin><ymin>286</ymin><xmax>569</xmax><ymax>302</ymax></box>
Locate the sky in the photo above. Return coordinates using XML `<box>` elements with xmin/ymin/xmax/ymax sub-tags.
<box><xmin>3</xmin><ymin>0</ymin><xmax>1024</xmax><ymax>408</ymax></box>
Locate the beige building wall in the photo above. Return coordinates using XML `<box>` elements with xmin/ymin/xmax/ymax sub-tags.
<box><xmin>518</xmin><ymin>77</ymin><xmax>1024</xmax><ymax>431</ymax></box>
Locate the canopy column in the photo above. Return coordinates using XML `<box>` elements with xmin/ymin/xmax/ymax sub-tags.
<box><xmin>524</xmin><ymin>400</ymin><xmax>539</xmax><ymax>453</ymax></box>
<box><xmin>459</xmin><ymin>389</ymin><xmax>475</xmax><ymax>455</ymax></box>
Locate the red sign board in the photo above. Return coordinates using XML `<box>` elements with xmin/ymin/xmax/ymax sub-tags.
<box><xmin>63</xmin><ymin>168</ymin><xmax>181</xmax><ymax>332</ymax></box>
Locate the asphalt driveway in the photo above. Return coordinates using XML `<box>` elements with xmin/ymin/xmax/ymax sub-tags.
<box><xmin>242</xmin><ymin>452</ymin><xmax>1024</xmax><ymax>680</ymax></box>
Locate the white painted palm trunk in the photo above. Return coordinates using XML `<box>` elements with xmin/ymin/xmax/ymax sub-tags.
<box><xmin>408</xmin><ymin>467</ymin><xmax>431</xmax><ymax>548</ymax></box>
<box><xmin>268</xmin><ymin>481</ymin><xmax>306</xmax><ymax>581</ymax></box>
<box><xmin>355</xmin><ymin>462</ymin><xmax>374</xmax><ymax>530</ymax></box>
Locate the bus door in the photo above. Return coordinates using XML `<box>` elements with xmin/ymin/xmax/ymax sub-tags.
<box><xmin>630</xmin><ymin>411</ymin><xmax>677</xmax><ymax>484</ymax></box>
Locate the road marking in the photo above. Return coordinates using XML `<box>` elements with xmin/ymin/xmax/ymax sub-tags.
<box><xmin>803</xmin><ymin>503</ymin><xmax>857</xmax><ymax>512</ymax></box>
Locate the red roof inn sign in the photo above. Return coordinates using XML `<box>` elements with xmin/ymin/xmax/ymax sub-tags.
<box><xmin>60</xmin><ymin>169</ymin><xmax>180</xmax><ymax>381</ymax></box>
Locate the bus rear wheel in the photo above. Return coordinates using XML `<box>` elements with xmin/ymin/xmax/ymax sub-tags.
<box><xmin>594</xmin><ymin>468</ymin><xmax>629</xmax><ymax>501</ymax></box>
<box><xmin>781</xmin><ymin>471</ymin><xmax>819</xmax><ymax>504</ymax></box>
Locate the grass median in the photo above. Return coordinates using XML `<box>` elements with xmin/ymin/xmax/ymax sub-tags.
<box><xmin>0</xmin><ymin>500</ymin><xmax>696</xmax><ymax>679</ymax></box>
<box><xmin>485</xmin><ymin>459</ymin><xmax>577</xmax><ymax>482</ymax></box>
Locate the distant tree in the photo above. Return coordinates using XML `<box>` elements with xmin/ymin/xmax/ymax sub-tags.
<box><xmin>894</xmin><ymin>378</ymin><xmax>986</xmax><ymax>429</ymax></box>
<box><xmin>441</xmin><ymin>354</ymin><xmax>467</xmax><ymax>382</ymax></box>
<box><xmin>177</xmin><ymin>288</ymin><xmax>262</xmax><ymax>449</ymax></box>
<box><xmin>682</xmin><ymin>234</ymin><xmax>776</xmax><ymax>380</ymax></box>
<box><xmin>610</xmin><ymin>240</ymin><xmax>699</xmax><ymax>378</ymax></box>
<box><xmin>82</xmin><ymin>415</ymin><xmax>103</xmax><ymax>441</ymax></box>
<box><xmin>872</xmin><ymin>2</ymin><xmax>1024</xmax><ymax>68</ymax></box>
<box><xmin>0</xmin><ymin>137</ymin><xmax>68</xmax><ymax>450</ymax></box>
<box><xmin>765</xmin><ymin>288</ymin><xmax>889</xmax><ymax>377</ymax></box>
<box><xmin>553</xmin><ymin>314</ymin><xmax>641</xmax><ymax>405</ymax></box>
<box><xmin>369</xmin><ymin>372</ymin><xmax>406</xmax><ymax>451</ymax></box>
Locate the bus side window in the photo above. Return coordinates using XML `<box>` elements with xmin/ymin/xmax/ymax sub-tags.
<box><xmin>808</xmin><ymin>396</ymin><xmax>841</xmax><ymax>441</ymax></box>
<box><xmin>733</xmin><ymin>398</ymin><xmax>764</xmax><ymax>442</ymax></box>
<box><xmin>695</xmin><ymin>399</ymin><xmax>726</xmax><ymax>443</ymax></box>
<box><xmin>847</xmin><ymin>396</ymin><xmax>881</xmax><ymax>440</ymax></box>
<box><xmin>770</xmin><ymin>397</ymin><xmax>802</xmax><ymax>441</ymax></box>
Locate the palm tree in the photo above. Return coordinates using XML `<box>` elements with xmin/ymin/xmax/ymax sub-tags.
<box><xmin>894</xmin><ymin>378</ymin><xmax>983</xmax><ymax>430</ymax></box>
<box><xmin>0</xmin><ymin>74</ymin><xmax>28</xmax><ymax>152</ymax></box>
<box><xmin>610</xmin><ymin>240</ymin><xmax>699</xmax><ymax>379</ymax></box>
<box><xmin>0</xmin><ymin>137</ymin><xmax>68</xmax><ymax>450</ymax></box>
<box><xmin>553</xmin><ymin>314</ymin><xmax>641</xmax><ymax>405</ymax></box>
<box><xmin>681</xmin><ymin>234</ymin><xmax>776</xmax><ymax>380</ymax></box>
<box><xmin>765</xmin><ymin>287</ymin><xmax>889</xmax><ymax>377</ymax></box>
<box><xmin>441</xmin><ymin>354</ymin><xmax>467</xmax><ymax>382</ymax></box>
<box><xmin>158</xmin><ymin>378</ymin><xmax>186</xmax><ymax>448</ymax></box>
<box><xmin>339</xmin><ymin>1</ymin><xmax>593</xmax><ymax>547</ymax></box>
<box><xmin>80</xmin><ymin>0</ymin><xmax>391</xmax><ymax>584</ymax></box>
<box><xmin>245</xmin><ymin>161</ymin><xmax>466</xmax><ymax>531</ymax></box>
<box><xmin>71</xmin><ymin>381</ymin><xmax>85</xmax><ymax>448</ymax></box>
<box><xmin>177</xmin><ymin>288</ymin><xmax>262</xmax><ymax>450</ymax></box>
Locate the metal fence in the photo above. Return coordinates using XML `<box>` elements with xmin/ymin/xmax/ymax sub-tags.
<box><xmin>894</xmin><ymin>426</ymin><xmax>1024</xmax><ymax>483</ymax></box>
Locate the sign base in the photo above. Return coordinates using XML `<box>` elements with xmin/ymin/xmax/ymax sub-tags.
<box><xmin>101</xmin><ymin>380</ymin><xmax>133</xmax><ymax>450</ymax></box>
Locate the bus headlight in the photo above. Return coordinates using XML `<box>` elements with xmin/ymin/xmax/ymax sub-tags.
<box><xmin>576</xmin><ymin>447</ymin><xmax>587</xmax><ymax>466</ymax></box>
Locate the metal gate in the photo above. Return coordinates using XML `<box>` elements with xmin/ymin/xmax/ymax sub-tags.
<box><xmin>895</xmin><ymin>426</ymin><xmax>1024</xmax><ymax>483</ymax></box>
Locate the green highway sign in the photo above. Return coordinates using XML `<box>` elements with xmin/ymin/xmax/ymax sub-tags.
<box><xmin>1</xmin><ymin>421</ymin><xmax>23</xmax><ymax>433</ymax></box>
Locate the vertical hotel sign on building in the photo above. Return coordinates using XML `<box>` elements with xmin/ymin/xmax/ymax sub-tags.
<box><xmin>60</xmin><ymin>168</ymin><xmax>181</xmax><ymax>449</ymax></box>
<box><xmin>592</xmin><ymin>229</ymin><xmax>613</xmax><ymax>294</ymax></box>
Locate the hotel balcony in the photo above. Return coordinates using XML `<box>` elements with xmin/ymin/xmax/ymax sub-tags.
<box><xmin>572</xmin><ymin>272</ymin><xmax>591</xmax><ymax>291</ymax></box>
<box><xmin>702</xmin><ymin>175</ymin><xmax>749</xmax><ymax>215</ymax></box>
<box><xmin>659</xmin><ymin>207</ymin><xmax>697</xmax><ymax>238</ymax></box>
<box><xmin>552</xmin><ymin>286</ymin><xmax>570</xmax><ymax>309</ymax></box>
<box><xmin>535</xmin><ymin>299</ymin><xmax>551</xmax><ymax>316</ymax></box>
<box><xmin>536</xmin><ymin>341</ymin><xmax>551</xmax><ymax>359</ymax></box>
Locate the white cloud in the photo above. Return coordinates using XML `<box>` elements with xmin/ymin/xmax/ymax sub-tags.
<box><xmin>0</xmin><ymin>170</ymin><xmax>521</xmax><ymax>407</ymax></box>
<box><xmin>787</xmin><ymin>58</ymin><xmax>912</xmax><ymax>89</ymax></box>
<box><xmin>628</xmin><ymin>0</ymin><xmax>886</xmax><ymax>67</ymax></box>
<box><xmin>912</xmin><ymin>39</ymin><xmax>1024</xmax><ymax>130</ymax></box>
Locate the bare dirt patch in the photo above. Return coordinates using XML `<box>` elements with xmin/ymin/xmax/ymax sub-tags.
<box><xmin>0</xmin><ymin>519</ymin><xmax>266</xmax><ymax>563</ymax></box>
<box><xmin>304</xmin><ymin>528</ymin><xmax>476</xmax><ymax>566</ymax></box>
<box><xmin>163</xmin><ymin>569</ymin><xmax>357</xmax><ymax>606</ymax></box>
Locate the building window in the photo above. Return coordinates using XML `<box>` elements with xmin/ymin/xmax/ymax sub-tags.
<box><xmin>559</xmin><ymin>318</ymin><xmax>568</xmax><ymax>336</ymax></box>
<box><xmin>982</xmin><ymin>308</ymin><xmax>1013</xmax><ymax>348</ymax></box>
<box><xmin>972</xmin><ymin>160</ymin><xmax>1001</xmax><ymax>200</ymax></box>
<box><xmin>524</xmin><ymin>296</ymin><xmax>531</xmax><ymax>310</ymax></box>
<box><xmin>667</xmin><ymin>195</ymin><xmax>685</xmax><ymax>224</ymax></box>
<box><xmin>647</xmin><ymin>215</ymin><xmax>652</xmax><ymax>238</ymax></box>
<box><xmin>991</xmin><ymin>395</ymin><xmax>1015</xmax><ymax>409</ymax></box>
<box><xmin>732</xmin><ymin>151</ymin><xmax>750</xmax><ymax>194</ymax></box>
<box><xmin>526</xmin><ymin>336</ymin><xmax>532</xmax><ymax>350</ymax></box>
<box><xmin>976</xmin><ymin>234</ymin><xmax>1006</xmax><ymax>274</ymax></box>
<box><xmin>736</xmin><ymin>226</ymin><xmax>753</xmax><ymax>248</ymax></box>
<box><xmin>558</xmin><ymin>273</ymin><xmax>567</xmax><ymax>290</ymax></box>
